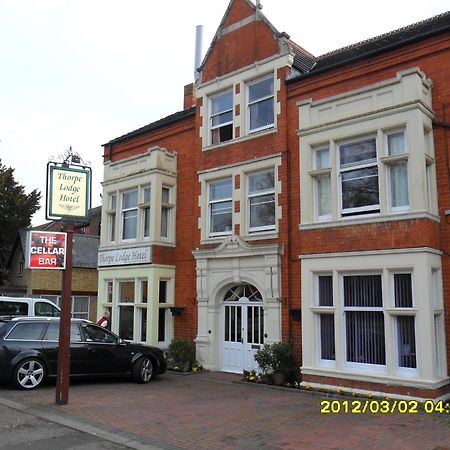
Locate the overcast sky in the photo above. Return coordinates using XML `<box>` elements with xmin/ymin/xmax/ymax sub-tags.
<box><xmin>0</xmin><ymin>0</ymin><xmax>448</xmax><ymax>226</ymax></box>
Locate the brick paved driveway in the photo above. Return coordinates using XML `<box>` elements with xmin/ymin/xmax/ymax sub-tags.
<box><xmin>0</xmin><ymin>371</ymin><xmax>449</xmax><ymax>449</ymax></box>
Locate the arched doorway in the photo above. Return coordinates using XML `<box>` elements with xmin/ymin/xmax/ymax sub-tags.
<box><xmin>222</xmin><ymin>284</ymin><xmax>264</xmax><ymax>373</ymax></box>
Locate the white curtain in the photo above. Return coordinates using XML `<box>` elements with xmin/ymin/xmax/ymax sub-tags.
<box><xmin>390</xmin><ymin>161</ymin><xmax>409</xmax><ymax>208</ymax></box>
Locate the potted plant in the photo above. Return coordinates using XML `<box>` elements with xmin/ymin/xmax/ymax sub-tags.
<box><xmin>254</xmin><ymin>341</ymin><xmax>295</xmax><ymax>385</ymax></box>
<box><xmin>191</xmin><ymin>361</ymin><xmax>203</xmax><ymax>372</ymax></box>
<box><xmin>168</xmin><ymin>338</ymin><xmax>195</xmax><ymax>372</ymax></box>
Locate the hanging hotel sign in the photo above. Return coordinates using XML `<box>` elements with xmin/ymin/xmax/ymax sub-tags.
<box><xmin>46</xmin><ymin>162</ymin><xmax>91</xmax><ymax>221</ymax></box>
<box><xmin>98</xmin><ymin>246</ymin><xmax>152</xmax><ymax>267</ymax></box>
<box><xmin>27</xmin><ymin>231</ymin><xmax>67</xmax><ymax>270</ymax></box>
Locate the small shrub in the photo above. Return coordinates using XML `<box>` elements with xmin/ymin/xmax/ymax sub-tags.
<box><xmin>168</xmin><ymin>338</ymin><xmax>195</xmax><ymax>371</ymax></box>
<box><xmin>254</xmin><ymin>341</ymin><xmax>295</xmax><ymax>378</ymax></box>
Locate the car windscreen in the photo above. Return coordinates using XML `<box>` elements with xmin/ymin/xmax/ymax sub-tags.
<box><xmin>6</xmin><ymin>322</ymin><xmax>47</xmax><ymax>340</ymax></box>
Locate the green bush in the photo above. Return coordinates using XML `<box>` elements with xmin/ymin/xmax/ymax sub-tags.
<box><xmin>254</xmin><ymin>341</ymin><xmax>295</xmax><ymax>376</ymax></box>
<box><xmin>168</xmin><ymin>338</ymin><xmax>195</xmax><ymax>371</ymax></box>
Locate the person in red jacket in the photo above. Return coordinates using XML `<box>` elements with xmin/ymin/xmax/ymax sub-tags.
<box><xmin>97</xmin><ymin>309</ymin><xmax>110</xmax><ymax>329</ymax></box>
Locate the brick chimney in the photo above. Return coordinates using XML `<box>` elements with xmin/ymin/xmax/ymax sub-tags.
<box><xmin>183</xmin><ymin>83</ymin><xmax>195</xmax><ymax>109</ymax></box>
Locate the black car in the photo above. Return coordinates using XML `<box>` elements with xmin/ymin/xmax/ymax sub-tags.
<box><xmin>0</xmin><ymin>317</ymin><xmax>166</xmax><ymax>390</ymax></box>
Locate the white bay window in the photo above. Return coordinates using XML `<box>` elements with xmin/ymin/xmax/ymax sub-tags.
<box><xmin>309</xmin><ymin>131</ymin><xmax>413</xmax><ymax>222</ymax></box>
<box><xmin>300</xmin><ymin>68</ymin><xmax>437</xmax><ymax>228</ymax></box>
<box><xmin>302</xmin><ymin>249</ymin><xmax>446</xmax><ymax>388</ymax></box>
<box><xmin>99</xmin><ymin>272</ymin><xmax>174</xmax><ymax>346</ymax></box>
<box><xmin>105</xmin><ymin>181</ymin><xmax>175</xmax><ymax>244</ymax></box>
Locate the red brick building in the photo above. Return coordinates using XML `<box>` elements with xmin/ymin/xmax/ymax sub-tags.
<box><xmin>98</xmin><ymin>0</ymin><xmax>450</xmax><ymax>399</ymax></box>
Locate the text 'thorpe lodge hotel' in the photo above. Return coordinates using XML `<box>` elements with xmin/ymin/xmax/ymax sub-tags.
<box><xmin>96</xmin><ymin>0</ymin><xmax>450</xmax><ymax>400</ymax></box>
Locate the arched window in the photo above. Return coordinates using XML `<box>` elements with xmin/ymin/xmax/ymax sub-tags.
<box><xmin>223</xmin><ymin>284</ymin><xmax>262</xmax><ymax>302</ymax></box>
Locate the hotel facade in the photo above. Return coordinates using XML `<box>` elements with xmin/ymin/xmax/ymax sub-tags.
<box><xmin>97</xmin><ymin>0</ymin><xmax>450</xmax><ymax>399</ymax></box>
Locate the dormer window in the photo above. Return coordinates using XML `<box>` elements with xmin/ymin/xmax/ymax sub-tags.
<box><xmin>210</xmin><ymin>91</ymin><xmax>233</xmax><ymax>145</ymax></box>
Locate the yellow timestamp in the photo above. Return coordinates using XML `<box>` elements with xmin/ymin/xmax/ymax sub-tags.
<box><xmin>320</xmin><ymin>399</ymin><xmax>450</xmax><ymax>414</ymax></box>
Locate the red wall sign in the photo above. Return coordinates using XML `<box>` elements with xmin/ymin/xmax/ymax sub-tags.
<box><xmin>27</xmin><ymin>231</ymin><xmax>67</xmax><ymax>270</ymax></box>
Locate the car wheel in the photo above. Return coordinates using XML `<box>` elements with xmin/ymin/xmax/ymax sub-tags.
<box><xmin>131</xmin><ymin>356</ymin><xmax>153</xmax><ymax>383</ymax></box>
<box><xmin>13</xmin><ymin>357</ymin><xmax>46</xmax><ymax>390</ymax></box>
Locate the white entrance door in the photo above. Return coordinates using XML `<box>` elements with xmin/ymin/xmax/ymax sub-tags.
<box><xmin>222</xmin><ymin>285</ymin><xmax>264</xmax><ymax>373</ymax></box>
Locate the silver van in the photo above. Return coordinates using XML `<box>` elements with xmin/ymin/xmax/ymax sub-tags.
<box><xmin>0</xmin><ymin>297</ymin><xmax>60</xmax><ymax>318</ymax></box>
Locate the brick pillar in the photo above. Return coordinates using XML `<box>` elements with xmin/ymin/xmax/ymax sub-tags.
<box><xmin>184</xmin><ymin>83</ymin><xmax>195</xmax><ymax>109</ymax></box>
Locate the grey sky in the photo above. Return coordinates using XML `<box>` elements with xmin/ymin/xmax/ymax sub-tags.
<box><xmin>0</xmin><ymin>0</ymin><xmax>447</xmax><ymax>225</ymax></box>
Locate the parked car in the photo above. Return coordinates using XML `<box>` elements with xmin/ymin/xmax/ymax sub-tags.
<box><xmin>0</xmin><ymin>297</ymin><xmax>60</xmax><ymax>318</ymax></box>
<box><xmin>0</xmin><ymin>317</ymin><xmax>166</xmax><ymax>390</ymax></box>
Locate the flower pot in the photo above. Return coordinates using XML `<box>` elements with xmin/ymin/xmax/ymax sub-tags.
<box><xmin>273</xmin><ymin>372</ymin><xmax>286</xmax><ymax>386</ymax></box>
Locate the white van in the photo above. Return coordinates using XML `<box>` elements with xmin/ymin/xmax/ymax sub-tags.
<box><xmin>0</xmin><ymin>297</ymin><xmax>60</xmax><ymax>318</ymax></box>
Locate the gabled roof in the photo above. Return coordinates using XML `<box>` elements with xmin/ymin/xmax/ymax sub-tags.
<box><xmin>6</xmin><ymin>229</ymin><xmax>27</xmax><ymax>268</ymax></box>
<box><xmin>197</xmin><ymin>0</ymin><xmax>315</xmax><ymax>79</ymax></box>
<box><xmin>102</xmin><ymin>8</ymin><xmax>448</xmax><ymax>149</ymax></box>
<box><xmin>104</xmin><ymin>107</ymin><xmax>195</xmax><ymax>147</ymax></box>
<box><xmin>288</xmin><ymin>11</ymin><xmax>450</xmax><ymax>81</ymax></box>
<box><xmin>198</xmin><ymin>0</ymin><xmax>278</xmax><ymax>73</ymax></box>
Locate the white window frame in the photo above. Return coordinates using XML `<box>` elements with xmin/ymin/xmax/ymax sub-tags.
<box><xmin>71</xmin><ymin>296</ymin><xmax>90</xmax><ymax>320</ymax></box>
<box><xmin>383</xmin><ymin>129</ymin><xmax>410</xmax><ymax>213</ymax></box>
<box><xmin>247</xmin><ymin>169</ymin><xmax>276</xmax><ymax>233</ymax></box>
<box><xmin>388</xmin><ymin>271</ymin><xmax>418</xmax><ymax>376</ymax></box>
<box><xmin>341</xmin><ymin>272</ymin><xmax>386</xmax><ymax>373</ymax></box>
<box><xmin>117</xmin><ymin>279</ymin><xmax>135</xmax><ymax>341</ymax></box>
<box><xmin>311</xmin><ymin>269</ymin><xmax>421</xmax><ymax>376</ymax></box>
<box><xmin>121</xmin><ymin>190</ymin><xmax>138</xmax><ymax>241</ymax></box>
<box><xmin>157</xmin><ymin>279</ymin><xmax>172</xmax><ymax>346</ymax></box>
<box><xmin>139</xmin><ymin>185</ymin><xmax>151</xmax><ymax>240</ymax></box>
<box><xmin>210</xmin><ymin>90</ymin><xmax>233</xmax><ymax>145</ymax></box>
<box><xmin>208</xmin><ymin>178</ymin><xmax>233</xmax><ymax>237</ymax></box>
<box><xmin>107</xmin><ymin>193</ymin><xmax>117</xmax><ymax>243</ymax></box>
<box><xmin>247</xmin><ymin>75</ymin><xmax>275</xmax><ymax>134</ymax></box>
<box><xmin>313</xmin><ymin>273</ymin><xmax>335</xmax><ymax>368</ymax></box>
<box><xmin>432</xmin><ymin>267</ymin><xmax>445</xmax><ymax>377</ymax></box>
<box><xmin>338</xmin><ymin>136</ymin><xmax>380</xmax><ymax>217</ymax></box>
<box><xmin>160</xmin><ymin>186</ymin><xmax>174</xmax><ymax>240</ymax></box>
<box><xmin>311</xmin><ymin>147</ymin><xmax>332</xmax><ymax>221</ymax></box>
<box><xmin>310</xmin><ymin>130</ymin><xmax>413</xmax><ymax>221</ymax></box>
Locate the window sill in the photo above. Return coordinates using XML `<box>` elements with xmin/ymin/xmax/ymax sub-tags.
<box><xmin>300</xmin><ymin>366</ymin><xmax>444</xmax><ymax>387</ymax></box>
<box><xmin>243</xmin><ymin>232</ymin><xmax>278</xmax><ymax>241</ymax></box>
<box><xmin>299</xmin><ymin>211</ymin><xmax>440</xmax><ymax>230</ymax></box>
